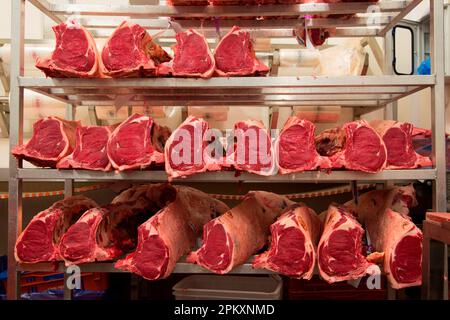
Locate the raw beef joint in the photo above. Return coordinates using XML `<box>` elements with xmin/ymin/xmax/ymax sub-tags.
<box><xmin>317</xmin><ymin>204</ymin><xmax>377</xmax><ymax>283</ymax></box>
<box><xmin>233</xmin><ymin>120</ymin><xmax>276</xmax><ymax>176</ymax></box>
<box><xmin>171</xmin><ymin>29</ymin><xmax>215</xmax><ymax>78</ymax></box>
<box><xmin>100</xmin><ymin>21</ymin><xmax>172</xmax><ymax>77</ymax></box>
<box><xmin>107</xmin><ymin>114</ymin><xmax>171</xmax><ymax>171</ymax></box>
<box><xmin>57</xmin><ymin>125</ymin><xmax>116</xmax><ymax>171</ymax></box>
<box><xmin>187</xmin><ymin>191</ymin><xmax>294</xmax><ymax>274</ymax></box>
<box><xmin>315</xmin><ymin>120</ymin><xmax>387</xmax><ymax>173</ymax></box>
<box><xmin>59</xmin><ymin>184</ymin><xmax>176</xmax><ymax>265</ymax></box>
<box><xmin>370</xmin><ymin>120</ymin><xmax>432</xmax><ymax>169</ymax></box>
<box><xmin>15</xmin><ymin>196</ymin><xmax>98</xmax><ymax>263</ymax></box>
<box><xmin>36</xmin><ymin>20</ymin><xmax>100</xmax><ymax>78</ymax></box>
<box><xmin>276</xmin><ymin>117</ymin><xmax>331</xmax><ymax>174</ymax></box>
<box><xmin>165</xmin><ymin>116</ymin><xmax>224</xmax><ymax>179</ymax></box>
<box><xmin>13</xmin><ymin>116</ymin><xmax>80</xmax><ymax>168</ymax></box>
<box><xmin>253</xmin><ymin>203</ymin><xmax>321</xmax><ymax>279</ymax></box>
<box><xmin>116</xmin><ymin>186</ymin><xmax>229</xmax><ymax>280</ymax></box>
<box><xmin>214</xmin><ymin>26</ymin><xmax>269</xmax><ymax>76</ymax></box>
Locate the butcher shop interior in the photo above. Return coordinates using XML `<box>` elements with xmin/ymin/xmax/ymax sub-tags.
<box><xmin>0</xmin><ymin>0</ymin><xmax>449</xmax><ymax>308</ymax></box>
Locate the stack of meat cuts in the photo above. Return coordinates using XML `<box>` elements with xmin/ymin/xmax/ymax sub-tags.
<box><xmin>315</xmin><ymin>120</ymin><xmax>387</xmax><ymax>173</ymax></box>
<box><xmin>100</xmin><ymin>21</ymin><xmax>172</xmax><ymax>77</ymax></box>
<box><xmin>115</xmin><ymin>186</ymin><xmax>229</xmax><ymax>279</ymax></box>
<box><xmin>187</xmin><ymin>191</ymin><xmax>294</xmax><ymax>274</ymax></box>
<box><xmin>253</xmin><ymin>203</ymin><xmax>321</xmax><ymax>279</ymax></box>
<box><xmin>15</xmin><ymin>196</ymin><xmax>98</xmax><ymax>263</ymax></box>
<box><xmin>276</xmin><ymin>117</ymin><xmax>331</xmax><ymax>173</ymax></box>
<box><xmin>35</xmin><ymin>20</ymin><xmax>101</xmax><ymax>78</ymax></box>
<box><xmin>13</xmin><ymin>116</ymin><xmax>80</xmax><ymax>168</ymax></box>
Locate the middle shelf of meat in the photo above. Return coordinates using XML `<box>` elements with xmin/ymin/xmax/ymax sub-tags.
<box><xmin>15</xmin><ymin>183</ymin><xmax>422</xmax><ymax>290</ymax></box>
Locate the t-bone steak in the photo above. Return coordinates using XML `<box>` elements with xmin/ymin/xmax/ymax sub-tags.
<box><xmin>315</xmin><ymin>120</ymin><xmax>387</xmax><ymax>173</ymax></box>
<box><xmin>107</xmin><ymin>114</ymin><xmax>171</xmax><ymax>171</ymax></box>
<box><xmin>214</xmin><ymin>26</ymin><xmax>269</xmax><ymax>76</ymax></box>
<box><xmin>187</xmin><ymin>191</ymin><xmax>294</xmax><ymax>274</ymax></box>
<box><xmin>115</xmin><ymin>186</ymin><xmax>229</xmax><ymax>280</ymax></box>
<box><xmin>13</xmin><ymin>116</ymin><xmax>80</xmax><ymax>168</ymax></box>
<box><xmin>36</xmin><ymin>20</ymin><xmax>100</xmax><ymax>78</ymax></box>
<box><xmin>252</xmin><ymin>203</ymin><xmax>321</xmax><ymax>279</ymax></box>
<box><xmin>317</xmin><ymin>204</ymin><xmax>377</xmax><ymax>283</ymax></box>
<box><xmin>57</xmin><ymin>125</ymin><xmax>116</xmax><ymax>171</ymax></box>
<box><xmin>100</xmin><ymin>21</ymin><xmax>172</xmax><ymax>77</ymax></box>
<box><xmin>15</xmin><ymin>196</ymin><xmax>98</xmax><ymax>263</ymax></box>
<box><xmin>59</xmin><ymin>184</ymin><xmax>175</xmax><ymax>265</ymax></box>
<box><xmin>369</xmin><ymin>120</ymin><xmax>432</xmax><ymax>169</ymax></box>
<box><xmin>171</xmin><ymin>29</ymin><xmax>215</xmax><ymax>78</ymax></box>
<box><xmin>276</xmin><ymin>117</ymin><xmax>331</xmax><ymax>174</ymax></box>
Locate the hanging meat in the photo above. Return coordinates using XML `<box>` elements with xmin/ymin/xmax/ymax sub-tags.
<box><xmin>36</xmin><ymin>20</ymin><xmax>101</xmax><ymax>78</ymax></box>
<box><xmin>15</xmin><ymin>196</ymin><xmax>98</xmax><ymax>263</ymax></box>
<box><xmin>100</xmin><ymin>21</ymin><xmax>172</xmax><ymax>77</ymax></box>
<box><xmin>253</xmin><ymin>203</ymin><xmax>322</xmax><ymax>279</ymax></box>
<box><xmin>106</xmin><ymin>114</ymin><xmax>171</xmax><ymax>171</ymax></box>
<box><xmin>13</xmin><ymin>116</ymin><xmax>80</xmax><ymax>168</ymax></box>
<box><xmin>214</xmin><ymin>26</ymin><xmax>269</xmax><ymax>76</ymax></box>
<box><xmin>115</xmin><ymin>186</ymin><xmax>229</xmax><ymax>280</ymax></box>
<box><xmin>187</xmin><ymin>191</ymin><xmax>294</xmax><ymax>274</ymax></box>
<box><xmin>276</xmin><ymin>117</ymin><xmax>331</xmax><ymax>173</ymax></box>
<box><xmin>315</xmin><ymin>120</ymin><xmax>387</xmax><ymax>173</ymax></box>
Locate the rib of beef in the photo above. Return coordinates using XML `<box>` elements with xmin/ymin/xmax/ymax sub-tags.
<box><xmin>187</xmin><ymin>191</ymin><xmax>294</xmax><ymax>274</ymax></box>
<box><xmin>315</xmin><ymin>120</ymin><xmax>387</xmax><ymax>173</ymax></box>
<box><xmin>115</xmin><ymin>186</ymin><xmax>229</xmax><ymax>279</ymax></box>
<box><xmin>15</xmin><ymin>196</ymin><xmax>98</xmax><ymax>263</ymax></box>
<box><xmin>100</xmin><ymin>21</ymin><xmax>172</xmax><ymax>77</ymax></box>
<box><xmin>59</xmin><ymin>184</ymin><xmax>176</xmax><ymax>265</ymax></box>
<box><xmin>317</xmin><ymin>203</ymin><xmax>377</xmax><ymax>283</ymax></box>
<box><xmin>13</xmin><ymin>116</ymin><xmax>80</xmax><ymax>168</ymax></box>
<box><xmin>57</xmin><ymin>125</ymin><xmax>116</xmax><ymax>171</ymax></box>
<box><xmin>214</xmin><ymin>26</ymin><xmax>269</xmax><ymax>76</ymax></box>
<box><xmin>107</xmin><ymin>114</ymin><xmax>171</xmax><ymax>171</ymax></box>
<box><xmin>35</xmin><ymin>20</ymin><xmax>100</xmax><ymax>78</ymax></box>
<box><xmin>276</xmin><ymin>117</ymin><xmax>331</xmax><ymax>174</ymax></box>
<box><xmin>252</xmin><ymin>203</ymin><xmax>321</xmax><ymax>279</ymax></box>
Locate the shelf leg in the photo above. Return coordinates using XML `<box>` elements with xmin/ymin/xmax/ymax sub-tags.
<box><xmin>7</xmin><ymin>0</ymin><xmax>25</xmax><ymax>301</ymax></box>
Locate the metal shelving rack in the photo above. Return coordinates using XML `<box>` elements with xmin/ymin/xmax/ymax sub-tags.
<box><xmin>7</xmin><ymin>0</ymin><xmax>447</xmax><ymax>300</ymax></box>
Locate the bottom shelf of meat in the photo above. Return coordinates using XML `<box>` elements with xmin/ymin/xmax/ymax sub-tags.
<box><xmin>15</xmin><ymin>183</ymin><xmax>423</xmax><ymax>290</ymax></box>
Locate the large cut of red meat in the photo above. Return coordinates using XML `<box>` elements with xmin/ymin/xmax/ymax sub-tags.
<box><xmin>115</xmin><ymin>186</ymin><xmax>229</xmax><ymax>279</ymax></box>
<box><xmin>13</xmin><ymin>116</ymin><xmax>80</xmax><ymax>168</ymax></box>
<box><xmin>253</xmin><ymin>203</ymin><xmax>321</xmax><ymax>279</ymax></box>
<box><xmin>107</xmin><ymin>114</ymin><xmax>171</xmax><ymax>171</ymax></box>
<box><xmin>36</xmin><ymin>20</ymin><xmax>100</xmax><ymax>78</ymax></box>
<box><xmin>100</xmin><ymin>21</ymin><xmax>172</xmax><ymax>77</ymax></box>
<box><xmin>57</xmin><ymin>125</ymin><xmax>116</xmax><ymax>171</ymax></box>
<box><xmin>317</xmin><ymin>204</ymin><xmax>377</xmax><ymax>283</ymax></box>
<box><xmin>233</xmin><ymin>120</ymin><xmax>276</xmax><ymax>176</ymax></box>
<box><xmin>315</xmin><ymin>120</ymin><xmax>387</xmax><ymax>173</ymax></box>
<box><xmin>187</xmin><ymin>191</ymin><xmax>294</xmax><ymax>274</ymax></box>
<box><xmin>345</xmin><ymin>186</ymin><xmax>422</xmax><ymax>289</ymax></box>
<box><xmin>165</xmin><ymin>116</ymin><xmax>224</xmax><ymax>179</ymax></box>
<box><xmin>276</xmin><ymin>117</ymin><xmax>331</xmax><ymax>174</ymax></box>
<box><xmin>59</xmin><ymin>184</ymin><xmax>176</xmax><ymax>265</ymax></box>
<box><xmin>15</xmin><ymin>196</ymin><xmax>97</xmax><ymax>263</ymax></box>
<box><xmin>369</xmin><ymin>120</ymin><xmax>432</xmax><ymax>169</ymax></box>
<box><xmin>214</xmin><ymin>26</ymin><xmax>269</xmax><ymax>76</ymax></box>
<box><xmin>171</xmin><ymin>29</ymin><xmax>215</xmax><ymax>78</ymax></box>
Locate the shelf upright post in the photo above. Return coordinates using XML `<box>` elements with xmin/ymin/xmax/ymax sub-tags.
<box><xmin>7</xmin><ymin>0</ymin><xmax>26</xmax><ymax>300</ymax></box>
<box><xmin>423</xmin><ymin>0</ymin><xmax>448</xmax><ymax>300</ymax></box>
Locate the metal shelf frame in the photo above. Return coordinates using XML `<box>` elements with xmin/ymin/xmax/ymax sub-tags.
<box><xmin>7</xmin><ymin>0</ymin><xmax>448</xmax><ymax>300</ymax></box>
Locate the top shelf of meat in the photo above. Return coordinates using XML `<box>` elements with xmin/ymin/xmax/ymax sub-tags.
<box><xmin>29</xmin><ymin>0</ymin><xmax>421</xmax><ymax>38</ymax></box>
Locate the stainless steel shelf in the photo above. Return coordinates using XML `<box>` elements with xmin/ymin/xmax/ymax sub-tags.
<box><xmin>18</xmin><ymin>260</ymin><xmax>274</xmax><ymax>275</ymax></box>
<box><xmin>20</xmin><ymin>76</ymin><xmax>434</xmax><ymax>107</ymax></box>
<box><xmin>17</xmin><ymin>168</ymin><xmax>437</xmax><ymax>183</ymax></box>
<box><xmin>28</xmin><ymin>0</ymin><xmax>421</xmax><ymax>38</ymax></box>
